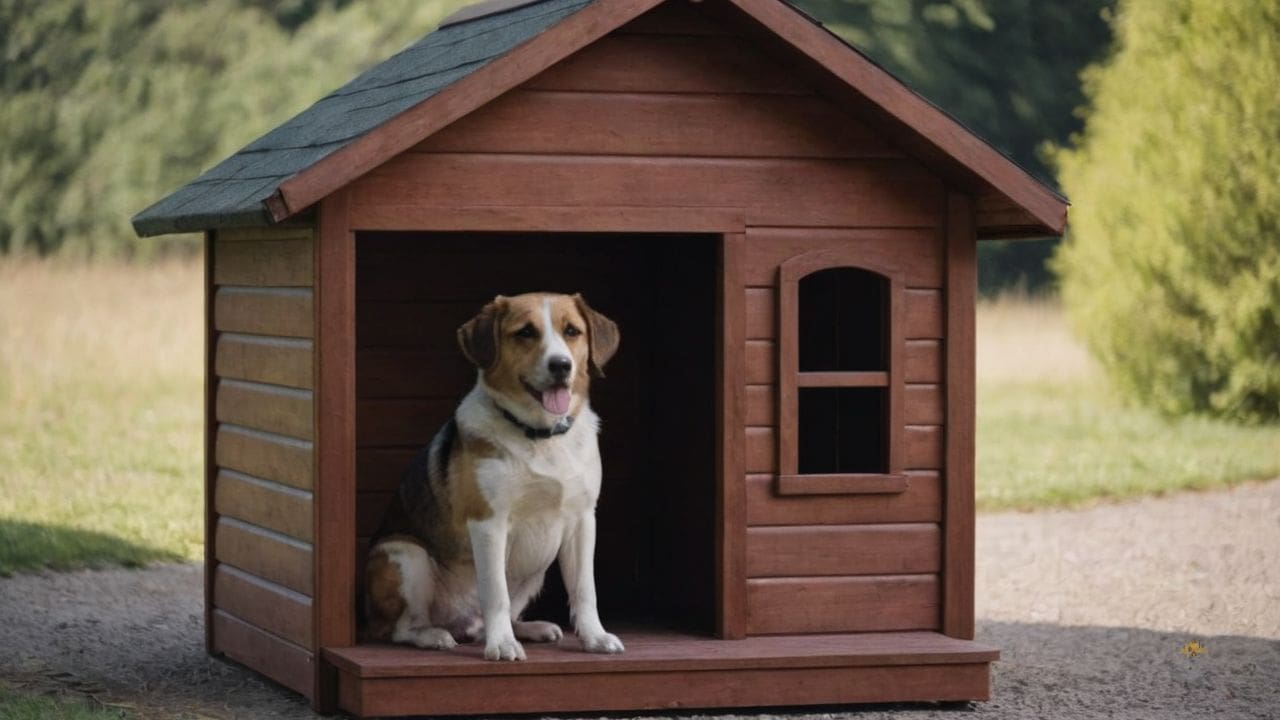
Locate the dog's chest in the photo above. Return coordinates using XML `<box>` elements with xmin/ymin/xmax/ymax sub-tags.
<box><xmin>503</xmin><ymin>435</ymin><xmax>599</xmax><ymax>519</ymax></box>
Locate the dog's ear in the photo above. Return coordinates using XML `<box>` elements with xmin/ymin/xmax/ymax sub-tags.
<box><xmin>573</xmin><ymin>294</ymin><xmax>620</xmax><ymax>378</ymax></box>
<box><xmin>457</xmin><ymin>296</ymin><xmax>507</xmax><ymax>371</ymax></box>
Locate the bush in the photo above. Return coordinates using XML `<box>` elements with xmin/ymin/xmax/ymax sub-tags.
<box><xmin>1053</xmin><ymin>0</ymin><xmax>1280</xmax><ymax>423</ymax></box>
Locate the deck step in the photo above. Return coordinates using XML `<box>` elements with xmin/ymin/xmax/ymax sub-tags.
<box><xmin>324</xmin><ymin>629</ymin><xmax>997</xmax><ymax>678</ymax></box>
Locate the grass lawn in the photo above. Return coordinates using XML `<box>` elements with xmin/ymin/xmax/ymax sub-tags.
<box><xmin>0</xmin><ymin>686</ymin><xmax>130</xmax><ymax>720</ymax></box>
<box><xmin>0</xmin><ymin>260</ymin><xmax>1276</xmax><ymax>573</ymax></box>
<box><xmin>975</xmin><ymin>296</ymin><xmax>1280</xmax><ymax>510</ymax></box>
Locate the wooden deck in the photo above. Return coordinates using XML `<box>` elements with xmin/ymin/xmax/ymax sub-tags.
<box><xmin>325</xmin><ymin>629</ymin><xmax>997</xmax><ymax>717</ymax></box>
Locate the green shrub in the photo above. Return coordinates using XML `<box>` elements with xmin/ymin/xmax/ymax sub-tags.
<box><xmin>1054</xmin><ymin>0</ymin><xmax>1280</xmax><ymax>423</ymax></box>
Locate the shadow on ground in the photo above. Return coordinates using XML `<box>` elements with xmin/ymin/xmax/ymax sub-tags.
<box><xmin>0</xmin><ymin>519</ymin><xmax>183</xmax><ymax>576</ymax></box>
<box><xmin>0</xmin><ymin>562</ymin><xmax>1276</xmax><ymax>720</ymax></box>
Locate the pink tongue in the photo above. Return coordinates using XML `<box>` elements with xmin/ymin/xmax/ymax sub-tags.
<box><xmin>542</xmin><ymin>387</ymin><xmax>571</xmax><ymax>415</ymax></box>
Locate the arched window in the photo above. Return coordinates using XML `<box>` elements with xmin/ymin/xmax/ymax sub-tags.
<box><xmin>777</xmin><ymin>251</ymin><xmax>905</xmax><ymax>495</ymax></box>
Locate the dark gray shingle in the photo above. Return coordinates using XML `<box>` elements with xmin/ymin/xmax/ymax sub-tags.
<box><xmin>132</xmin><ymin>0</ymin><xmax>592</xmax><ymax>236</ymax></box>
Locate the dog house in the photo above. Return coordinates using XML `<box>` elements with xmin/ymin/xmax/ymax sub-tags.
<box><xmin>132</xmin><ymin>0</ymin><xmax>1067</xmax><ymax>715</ymax></box>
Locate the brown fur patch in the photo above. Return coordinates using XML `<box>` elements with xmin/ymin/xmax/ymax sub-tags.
<box><xmin>364</xmin><ymin>545</ymin><xmax>408</xmax><ymax>641</ymax></box>
<box><xmin>450</xmin><ymin>433</ymin><xmax>500</xmax><ymax>525</ymax></box>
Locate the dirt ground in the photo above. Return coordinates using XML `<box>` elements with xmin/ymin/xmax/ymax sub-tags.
<box><xmin>1</xmin><ymin>480</ymin><xmax>1277</xmax><ymax>720</ymax></box>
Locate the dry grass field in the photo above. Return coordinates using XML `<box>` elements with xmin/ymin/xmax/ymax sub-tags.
<box><xmin>0</xmin><ymin>260</ymin><xmax>1276</xmax><ymax>574</ymax></box>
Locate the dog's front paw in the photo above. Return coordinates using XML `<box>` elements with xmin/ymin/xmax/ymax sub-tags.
<box><xmin>514</xmin><ymin>620</ymin><xmax>564</xmax><ymax>643</ymax></box>
<box><xmin>580</xmin><ymin>631</ymin><xmax>625</xmax><ymax>654</ymax></box>
<box><xmin>484</xmin><ymin>635</ymin><xmax>527</xmax><ymax>661</ymax></box>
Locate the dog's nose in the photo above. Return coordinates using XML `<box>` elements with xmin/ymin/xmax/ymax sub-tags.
<box><xmin>548</xmin><ymin>355</ymin><xmax>572</xmax><ymax>380</ymax></box>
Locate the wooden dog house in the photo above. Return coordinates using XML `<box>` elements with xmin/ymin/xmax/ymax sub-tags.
<box><xmin>132</xmin><ymin>0</ymin><xmax>1067</xmax><ymax>715</ymax></box>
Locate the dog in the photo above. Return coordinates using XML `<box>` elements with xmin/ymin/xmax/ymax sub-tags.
<box><xmin>363</xmin><ymin>292</ymin><xmax>624</xmax><ymax>661</ymax></box>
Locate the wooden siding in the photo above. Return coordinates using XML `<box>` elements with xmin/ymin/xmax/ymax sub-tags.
<box><xmin>209</xmin><ymin>228</ymin><xmax>315</xmax><ymax>701</ymax></box>
<box><xmin>338</xmin><ymin>11</ymin><xmax>950</xmax><ymax>640</ymax></box>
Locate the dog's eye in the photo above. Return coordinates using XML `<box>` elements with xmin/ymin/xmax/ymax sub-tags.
<box><xmin>564</xmin><ymin>325</ymin><xmax>582</xmax><ymax>338</ymax></box>
<box><xmin>514</xmin><ymin>324</ymin><xmax>538</xmax><ymax>339</ymax></box>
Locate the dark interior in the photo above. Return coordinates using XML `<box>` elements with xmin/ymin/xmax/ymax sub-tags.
<box><xmin>796</xmin><ymin>267</ymin><xmax>889</xmax><ymax>474</ymax></box>
<box><xmin>355</xmin><ymin>232</ymin><xmax>718</xmax><ymax>636</ymax></box>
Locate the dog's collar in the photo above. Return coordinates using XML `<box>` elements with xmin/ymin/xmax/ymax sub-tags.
<box><xmin>497</xmin><ymin>404</ymin><xmax>574</xmax><ymax>440</ymax></box>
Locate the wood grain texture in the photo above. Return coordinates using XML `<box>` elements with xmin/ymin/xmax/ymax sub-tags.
<box><xmin>356</xmin><ymin>398</ymin><xmax>463</xmax><ymax>447</ymax></box>
<box><xmin>905</xmin><ymin>340</ymin><xmax>942</xmax><ymax>382</ymax></box>
<box><xmin>905</xmin><ymin>288</ymin><xmax>944</xmax><ymax>338</ymax></box>
<box><xmin>274</xmin><ymin>0</ymin><xmax>668</xmax><ymax>218</ymax></box>
<box><xmin>415</xmin><ymin>90</ymin><xmax>898</xmax><ymax>160</ymax></box>
<box><xmin>350</xmin><ymin>154</ymin><xmax>942</xmax><ymax>230</ymax></box>
<box><xmin>215</xmin><ymin>469</ymin><xmax>314</xmax><ymax>542</ymax></box>
<box><xmin>744</xmin><ymin>340</ymin><xmax>775</xmax><ymax>385</ymax></box>
<box><xmin>746</xmin><ymin>524</ymin><xmax>940</xmax><ymax>577</ymax></box>
<box><xmin>212</xmin><ymin>610</ymin><xmax>315</xmax><ymax>698</ymax></box>
<box><xmin>356</xmin><ymin>448</ymin><xmax>419</xmax><ymax>493</ymax></box>
<box><xmin>524</xmin><ymin>34</ymin><xmax>808</xmax><ymax>94</ymax></box>
<box><xmin>746</xmin><ymin>471</ymin><xmax>942</xmax><ymax>526</ymax></box>
<box><xmin>349</xmin><ymin>204</ymin><xmax>745</xmax><ymax>233</ymax></box>
<box><xmin>215</xmin><ymin>334</ymin><xmax>314</xmax><ymax>389</ymax></box>
<box><xmin>717</xmin><ymin>232</ymin><xmax>747</xmax><ymax>639</ymax></box>
<box><xmin>776</xmin><ymin>473</ymin><xmax>907</xmax><ymax>496</ymax></box>
<box><xmin>328</xmin><ymin>629</ymin><xmax>996</xmax><ymax>678</ymax></box>
<box><xmin>213</xmin><ymin>236</ymin><xmax>313</xmax><ymax>287</ymax></box>
<box><xmin>944</xmin><ymin>192</ymin><xmax>977</xmax><ymax>640</ymax></box>
<box><xmin>215</xmin><ymin>424</ymin><xmax>314</xmax><ymax>491</ymax></box>
<box><xmin>339</xmin><ymin>662</ymin><xmax>990</xmax><ymax>716</ymax></box>
<box><xmin>743</xmin><ymin>228</ymin><xmax>942</xmax><ymax>288</ymax></box>
<box><xmin>213</xmin><ymin>565</ymin><xmax>314</xmax><ymax>649</ymax></box>
<box><xmin>214</xmin><ymin>287</ymin><xmax>313</xmax><ymax>338</ymax></box>
<box><xmin>314</xmin><ymin>188</ymin><xmax>357</xmax><ymax>712</ymax></box>
<box><xmin>722</xmin><ymin>0</ymin><xmax>1066</xmax><ymax>235</ymax></box>
<box><xmin>747</xmin><ymin>383</ymin><xmax>941</xmax><ymax>427</ymax></box>
<box><xmin>744</xmin><ymin>422</ymin><xmax>941</xmax><ymax>472</ymax></box>
<box><xmin>216</xmin><ymin>379</ymin><xmax>314</xmax><ymax>440</ymax></box>
<box><xmin>203</xmin><ymin>232</ymin><xmax>217</xmax><ymax>653</ymax></box>
<box><xmin>214</xmin><ymin>517</ymin><xmax>314</xmax><ymax>596</ymax></box>
<box><xmin>746</xmin><ymin>575</ymin><xmax>939</xmax><ymax>634</ymax></box>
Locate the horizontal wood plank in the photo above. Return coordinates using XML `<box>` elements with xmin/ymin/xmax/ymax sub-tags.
<box><xmin>746</xmin><ymin>524</ymin><xmax>940</xmax><ymax>577</ymax></box>
<box><xmin>524</xmin><ymin>35</ymin><xmax>810</xmax><ymax>94</ymax></box>
<box><xmin>213</xmin><ymin>237</ymin><xmax>313</xmax><ymax>287</ymax></box>
<box><xmin>358</xmin><ymin>349</ymin><xmax>473</xmax><ymax>398</ymax></box>
<box><xmin>357</xmin><ymin>398</ymin><xmax>457</xmax><ymax>447</ymax></box>
<box><xmin>745</xmin><ymin>287</ymin><xmax>773</xmax><ymax>339</ymax></box>
<box><xmin>213</xmin><ymin>565</ymin><xmax>314</xmax><ymax>649</ymax></box>
<box><xmin>215</xmin><ymin>424</ymin><xmax>314</xmax><ymax>491</ymax></box>
<box><xmin>905</xmin><ymin>288</ymin><xmax>944</xmax><ymax>338</ymax></box>
<box><xmin>214</xmin><ymin>517</ymin><xmax>313</xmax><ymax>596</ymax></box>
<box><xmin>215</xmin><ymin>469</ymin><xmax>313</xmax><ymax>542</ymax></box>
<box><xmin>327</xmin><ymin>629</ymin><xmax>996</xmax><ymax>678</ymax></box>
<box><xmin>796</xmin><ymin>371</ymin><xmax>887</xmax><ymax>387</ymax></box>
<box><xmin>357</xmin><ymin>448</ymin><xmax>419</xmax><ymax>493</ymax></box>
<box><xmin>747</xmin><ymin>575</ymin><xmax>939</xmax><ymax>634</ymax></box>
<box><xmin>744</xmin><ymin>340</ymin><xmax>775</xmax><ymax>385</ymax></box>
<box><xmin>341</xmin><ymin>662</ymin><xmax>990</xmax><ymax>716</ymax></box>
<box><xmin>747</xmin><ymin>471</ymin><xmax>941</xmax><ymax>526</ymax></box>
<box><xmin>357</xmin><ymin>492</ymin><xmax>394</xmax><ymax>538</ymax></box>
<box><xmin>905</xmin><ymin>340</ymin><xmax>942</xmax><ymax>383</ymax></box>
<box><xmin>743</xmin><ymin>228</ymin><xmax>942</xmax><ymax>288</ymax></box>
<box><xmin>745</xmin><ymin>425</ymin><xmax>941</xmax><ymax>473</ymax></box>
<box><xmin>214</xmin><ymin>287</ymin><xmax>313</xmax><ymax>339</ymax></box>
<box><xmin>776</xmin><ymin>473</ymin><xmax>907</xmax><ymax>496</ymax></box>
<box><xmin>351</xmin><ymin>154</ymin><xmax>942</xmax><ymax>230</ymax></box>
<box><xmin>746</xmin><ymin>383</ymin><xmax>941</xmax><ymax>426</ymax></box>
<box><xmin>216</xmin><ymin>379</ymin><xmax>313</xmax><ymax>440</ymax></box>
<box><xmin>350</xmin><ymin>205</ymin><xmax>745</xmax><ymax>232</ymax></box>
<box><xmin>615</xmin><ymin>1</ymin><xmax>736</xmax><ymax>36</ymax></box>
<box><xmin>215</xmin><ymin>334</ymin><xmax>313</xmax><ymax>389</ymax></box>
<box><xmin>212</xmin><ymin>610</ymin><xmax>314</xmax><ymax>698</ymax></box>
<box><xmin>415</xmin><ymin>90</ymin><xmax>897</xmax><ymax>160</ymax></box>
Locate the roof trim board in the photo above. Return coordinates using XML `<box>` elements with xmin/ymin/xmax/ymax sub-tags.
<box><xmin>268</xmin><ymin>0</ymin><xmax>663</xmax><ymax>222</ymax></box>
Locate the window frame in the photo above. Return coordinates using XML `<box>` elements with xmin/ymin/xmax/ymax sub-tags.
<box><xmin>777</xmin><ymin>250</ymin><xmax>906</xmax><ymax>495</ymax></box>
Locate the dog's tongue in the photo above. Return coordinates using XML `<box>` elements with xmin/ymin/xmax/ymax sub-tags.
<box><xmin>542</xmin><ymin>387</ymin><xmax>571</xmax><ymax>415</ymax></box>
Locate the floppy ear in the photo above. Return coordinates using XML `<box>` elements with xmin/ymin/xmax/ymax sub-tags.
<box><xmin>457</xmin><ymin>296</ymin><xmax>506</xmax><ymax>371</ymax></box>
<box><xmin>573</xmin><ymin>294</ymin><xmax>620</xmax><ymax>378</ymax></box>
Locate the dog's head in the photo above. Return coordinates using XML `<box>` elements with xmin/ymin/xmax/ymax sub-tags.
<box><xmin>457</xmin><ymin>293</ymin><xmax>619</xmax><ymax>422</ymax></box>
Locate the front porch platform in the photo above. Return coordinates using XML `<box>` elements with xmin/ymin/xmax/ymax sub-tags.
<box><xmin>325</xmin><ymin>629</ymin><xmax>998</xmax><ymax>717</ymax></box>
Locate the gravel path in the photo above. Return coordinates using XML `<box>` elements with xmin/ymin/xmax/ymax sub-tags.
<box><xmin>1</xmin><ymin>480</ymin><xmax>1277</xmax><ymax>719</ymax></box>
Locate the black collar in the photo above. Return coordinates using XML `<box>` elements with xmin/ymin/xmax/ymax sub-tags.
<box><xmin>498</xmin><ymin>405</ymin><xmax>574</xmax><ymax>440</ymax></box>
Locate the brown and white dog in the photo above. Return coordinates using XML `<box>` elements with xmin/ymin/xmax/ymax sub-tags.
<box><xmin>364</xmin><ymin>292</ymin><xmax>624</xmax><ymax>661</ymax></box>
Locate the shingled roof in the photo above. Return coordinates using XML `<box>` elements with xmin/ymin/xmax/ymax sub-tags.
<box><xmin>132</xmin><ymin>0</ymin><xmax>590</xmax><ymax>235</ymax></box>
<box><xmin>132</xmin><ymin>0</ymin><xmax>1068</xmax><ymax>238</ymax></box>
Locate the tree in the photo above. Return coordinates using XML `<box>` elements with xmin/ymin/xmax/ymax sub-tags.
<box><xmin>1054</xmin><ymin>0</ymin><xmax>1280</xmax><ymax>423</ymax></box>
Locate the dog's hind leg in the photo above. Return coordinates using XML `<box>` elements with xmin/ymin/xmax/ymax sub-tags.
<box><xmin>366</xmin><ymin>540</ymin><xmax>457</xmax><ymax>650</ymax></box>
<box><xmin>509</xmin><ymin>573</ymin><xmax>563</xmax><ymax>643</ymax></box>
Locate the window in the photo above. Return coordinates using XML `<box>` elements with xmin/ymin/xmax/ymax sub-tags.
<box><xmin>778</xmin><ymin>252</ymin><xmax>904</xmax><ymax>495</ymax></box>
